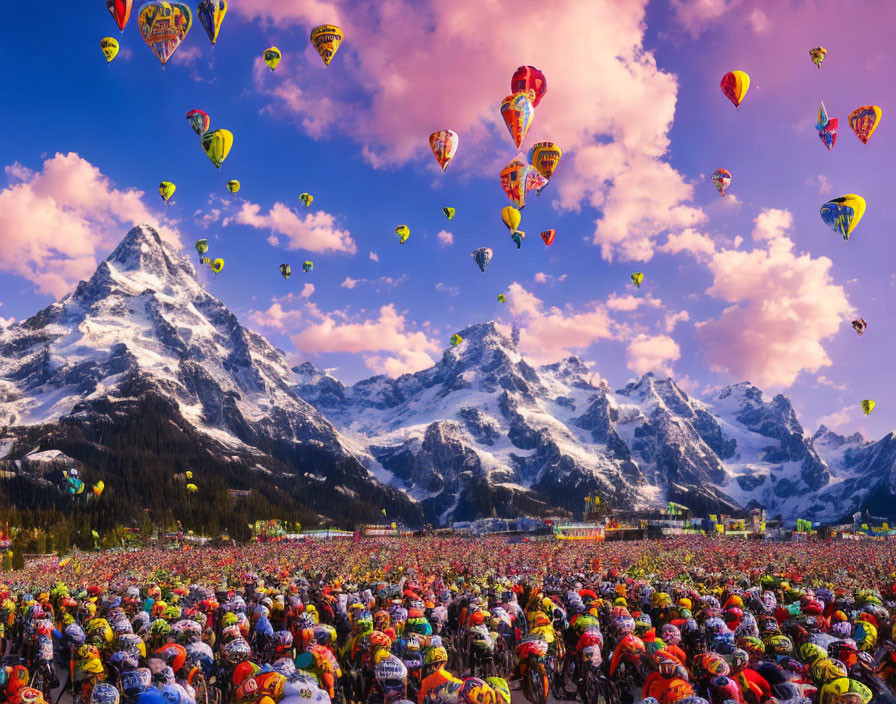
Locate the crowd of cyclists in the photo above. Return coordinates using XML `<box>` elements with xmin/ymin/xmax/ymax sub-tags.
<box><xmin>0</xmin><ymin>536</ymin><xmax>894</xmax><ymax>704</ymax></box>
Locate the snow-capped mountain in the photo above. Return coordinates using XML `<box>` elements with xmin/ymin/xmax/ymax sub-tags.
<box><xmin>294</xmin><ymin>323</ymin><xmax>896</xmax><ymax>524</ymax></box>
<box><xmin>1</xmin><ymin>226</ymin><xmax>893</xmax><ymax>526</ymax></box>
<box><xmin>0</xmin><ymin>225</ymin><xmax>420</xmax><ymax>525</ymax></box>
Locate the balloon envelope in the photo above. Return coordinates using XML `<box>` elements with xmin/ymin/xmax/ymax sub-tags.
<box><xmin>450</xmin><ymin>334</ymin><xmax>463</xmax><ymax>347</ymax></box>
<box><xmin>471</xmin><ymin>248</ymin><xmax>493</xmax><ymax>273</ymax></box>
<box><xmin>202</xmin><ymin>129</ymin><xmax>233</xmax><ymax>168</ymax></box>
<box><xmin>186</xmin><ymin>109</ymin><xmax>211</xmax><ymax>137</ymax></box>
<box><xmin>529</xmin><ymin>142</ymin><xmax>562</xmax><ymax>182</ymax></box>
<box><xmin>541</xmin><ymin>229</ymin><xmax>556</xmax><ymax>246</ymax></box>
<box><xmin>511</xmin><ymin>66</ymin><xmax>547</xmax><ymax>107</ymax></box>
<box><xmin>227</xmin><ymin>180</ymin><xmax>240</xmax><ymax>194</ymax></box>
<box><xmin>101</xmin><ymin>37</ymin><xmax>120</xmax><ymax>63</ymax></box>
<box><xmin>720</xmin><ymin>71</ymin><xmax>750</xmax><ymax>107</ymax></box>
<box><xmin>159</xmin><ymin>181</ymin><xmax>176</xmax><ymax>203</ymax></box>
<box><xmin>501</xmin><ymin>206</ymin><xmax>522</xmax><ymax>233</ymax></box>
<box><xmin>442</xmin><ymin>207</ymin><xmax>455</xmax><ymax>220</ymax></box>
<box><xmin>137</xmin><ymin>1</ymin><xmax>193</xmax><ymax>67</ymax></box>
<box><xmin>197</xmin><ymin>0</ymin><xmax>227</xmax><ymax>45</ymax></box>
<box><xmin>631</xmin><ymin>272</ymin><xmax>644</xmax><ymax>288</ymax></box>
<box><xmin>500</xmin><ymin>93</ymin><xmax>535</xmax><ymax>148</ymax></box>
<box><xmin>711</xmin><ymin>169</ymin><xmax>731</xmax><ymax>196</ymax></box>
<box><xmin>299</xmin><ymin>193</ymin><xmax>314</xmax><ymax>207</ymax></box>
<box><xmin>264</xmin><ymin>47</ymin><xmax>282</xmax><ymax>71</ymax></box>
<box><xmin>848</xmin><ymin>106</ymin><xmax>882</xmax><ymax>144</ymax></box>
<box><xmin>820</xmin><ymin>195</ymin><xmax>866</xmax><ymax>240</ymax></box>
<box><xmin>862</xmin><ymin>400</ymin><xmax>875</xmax><ymax>415</ymax></box>
<box><xmin>395</xmin><ymin>225</ymin><xmax>410</xmax><ymax>244</ymax></box>
<box><xmin>809</xmin><ymin>46</ymin><xmax>826</xmax><ymax>68</ymax></box>
<box><xmin>310</xmin><ymin>25</ymin><xmax>344</xmax><ymax>66</ymax></box>
<box><xmin>107</xmin><ymin>0</ymin><xmax>133</xmax><ymax>31</ymax></box>
<box><xmin>429</xmin><ymin>130</ymin><xmax>459</xmax><ymax>171</ymax></box>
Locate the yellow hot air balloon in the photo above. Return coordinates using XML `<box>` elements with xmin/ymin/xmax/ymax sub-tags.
<box><xmin>862</xmin><ymin>399</ymin><xmax>875</xmax><ymax>415</ymax></box>
<box><xmin>820</xmin><ymin>194</ymin><xmax>866</xmax><ymax>241</ymax></box>
<box><xmin>202</xmin><ymin>129</ymin><xmax>233</xmax><ymax>169</ymax></box>
<box><xmin>501</xmin><ymin>206</ymin><xmax>522</xmax><ymax>234</ymax></box>
<box><xmin>227</xmin><ymin>180</ymin><xmax>240</xmax><ymax>194</ymax></box>
<box><xmin>529</xmin><ymin>142</ymin><xmax>562</xmax><ymax>182</ymax></box>
<box><xmin>185</xmin><ymin>471</ymin><xmax>193</xmax><ymax>479</ymax></box>
<box><xmin>310</xmin><ymin>25</ymin><xmax>344</xmax><ymax>66</ymax></box>
<box><xmin>631</xmin><ymin>272</ymin><xmax>644</xmax><ymax>288</ymax></box>
<box><xmin>186</xmin><ymin>483</ymin><xmax>199</xmax><ymax>493</ymax></box>
<box><xmin>210</xmin><ymin>258</ymin><xmax>224</xmax><ymax>274</ymax></box>
<box><xmin>159</xmin><ymin>181</ymin><xmax>176</xmax><ymax>205</ymax></box>
<box><xmin>101</xmin><ymin>37</ymin><xmax>120</xmax><ymax>63</ymax></box>
<box><xmin>395</xmin><ymin>225</ymin><xmax>410</xmax><ymax>244</ymax></box>
<box><xmin>263</xmin><ymin>47</ymin><xmax>282</xmax><ymax>71</ymax></box>
<box><xmin>848</xmin><ymin>106</ymin><xmax>882</xmax><ymax>144</ymax></box>
<box><xmin>299</xmin><ymin>193</ymin><xmax>314</xmax><ymax>208</ymax></box>
<box><xmin>720</xmin><ymin>70</ymin><xmax>750</xmax><ymax>108</ymax></box>
<box><xmin>197</xmin><ymin>0</ymin><xmax>227</xmax><ymax>46</ymax></box>
<box><xmin>92</xmin><ymin>481</ymin><xmax>105</xmax><ymax>497</ymax></box>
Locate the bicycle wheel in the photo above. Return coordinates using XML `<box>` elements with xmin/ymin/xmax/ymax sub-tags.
<box><xmin>30</xmin><ymin>663</ymin><xmax>52</xmax><ymax>700</ymax></box>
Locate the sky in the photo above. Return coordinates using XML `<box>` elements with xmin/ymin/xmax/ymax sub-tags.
<box><xmin>0</xmin><ymin>0</ymin><xmax>894</xmax><ymax>439</ymax></box>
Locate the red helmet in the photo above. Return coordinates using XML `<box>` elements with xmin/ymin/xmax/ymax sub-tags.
<box><xmin>155</xmin><ymin>643</ymin><xmax>187</xmax><ymax>673</ymax></box>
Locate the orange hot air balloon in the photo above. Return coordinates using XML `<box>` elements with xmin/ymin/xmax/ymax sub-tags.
<box><xmin>848</xmin><ymin>106</ymin><xmax>882</xmax><ymax>144</ymax></box>
<box><xmin>541</xmin><ymin>229</ymin><xmax>556</xmax><ymax>246</ymax></box>
<box><xmin>720</xmin><ymin>70</ymin><xmax>750</xmax><ymax>108</ymax></box>
<box><xmin>428</xmin><ymin>130</ymin><xmax>459</xmax><ymax>171</ymax></box>
<box><xmin>500</xmin><ymin>93</ymin><xmax>535</xmax><ymax>149</ymax></box>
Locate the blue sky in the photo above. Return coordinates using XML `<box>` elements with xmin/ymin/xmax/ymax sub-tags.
<box><xmin>0</xmin><ymin>0</ymin><xmax>894</xmax><ymax>440</ymax></box>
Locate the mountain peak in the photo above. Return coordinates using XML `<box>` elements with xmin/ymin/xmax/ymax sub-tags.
<box><xmin>105</xmin><ymin>224</ymin><xmax>195</xmax><ymax>283</ymax></box>
<box><xmin>455</xmin><ymin>321</ymin><xmax>514</xmax><ymax>348</ymax></box>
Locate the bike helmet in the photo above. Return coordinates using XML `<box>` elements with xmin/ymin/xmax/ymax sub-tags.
<box><xmin>155</xmin><ymin>643</ymin><xmax>187</xmax><ymax>673</ymax></box>
<box><xmin>708</xmin><ymin>676</ymin><xmax>741</xmax><ymax>704</ymax></box>
<box><xmin>766</xmin><ymin>634</ymin><xmax>793</xmax><ymax>657</ymax></box>
<box><xmin>121</xmin><ymin>668</ymin><xmax>153</xmax><ymax>698</ymax></box>
<box><xmin>424</xmin><ymin>646</ymin><xmax>448</xmax><ymax>667</ymax></box>
<box><xmin>819</xmin><ymin>677</ymin><xmax>872</xmax><ymax>704</ymax></box>
<box><xmin>810</xmin><ymin>658</ymin><xmax>848</xmax><ymax>685</ymax></box>
<box><xmin>827</xmin><ymin>641</ymin><xmax>858</xmax><ymax>669</ymax></box>
<box><xmin>660</xmin><ymin>623</ymin><xmax>681</xmax><ymax>646</ymax></box>
<box><xmin>375</xmin><ymin>655</ymin><xmax>408</xmax><ymax>683</ymax></box>
<box><xmin>458</xmin><ymin>678</ymin><xmax>495</xmax><ymax>704</ymax></box>
<box><xmin>90</xmin><ymin>684</ymin><xmax>121</xmax><ymax>704</ymax></box>
<box><xmin>484</xmin><ymin>678</ymin><xmax>510</xmax><ymax>704</ymax></box>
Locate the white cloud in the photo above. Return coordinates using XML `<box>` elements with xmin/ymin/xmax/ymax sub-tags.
<box><xmin>661</xmin><ymin>227</ymin><xmax>717</xmax><ymax>260</ymax></box>
<box><xmin>228</xmin><ymin>201</ymin><xmax>356</xmax><ymax>254</ymax></box>
<box><xmin>369</xmin><ymin>251</ymin><xmax>379</xmax><ymax>262</ymax></box>
<box><xmin>664</xmin><ymin>310</ymin><xmax>690</xmax><ymax>332</ymax></box>
<box><xmin>626</xmin><ymin>333</ymin><xmax>681</xmax><ymax>376</ymax></box>
<box><xmin>436</xmin><ymin>230</ymin><xmax>454</xmax><ymax>247</ymax></box>
<box><xmin>0</xmin><ymin>153</ymin><xmax>180</xmax><ymax>297</ymax></box>
<box><xmin>435</xmin><ymin>282</ymin><xmax>459</xmax><ymax>295</ymax></box>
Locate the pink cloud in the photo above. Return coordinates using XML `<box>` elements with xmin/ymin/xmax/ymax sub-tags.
<box><xmin>505</xmin><ymin>282</ymin><xmax>615</xmax><ymax>364</ymax></box>
<box><xmin>230</xmin><ymin>201</ymin><xmax>356</xmax><ymax>254</ymax></box>
<box><xmin>0</xmin><ymin>153</ymin><xmax>180</xmax><ymax>297</ymax></box>
<box><xmin>606</xmin><ymin>293</ymin><xmax>662</xmax><ymax>312</ymax></box>
<box><xmin>238</xmin><ymin>0</ymin><xmax>702</xmax><ymax>260</ymax></box>
<box><xmin>626</xmin><ymin>334</ymin><xmax>681</xmax><ymax>376</ymax></box>
<box><xmin>664</xmin><ymin>310</ymin><xmax>690</xmax><ymax>333</ymax></box>
<box><xmin>247</xmin><ymin>292</ymin><xmax>310</xmax><ymax>333</ymax></box>
<box><xmin>661</xmin><ymin>227</ymin><xmax>717</xmax><ymax>260</ymax></box>
<box><xmin>669</xmin><ymin>0</ymin><xmax>736</xmax><ymax>38</ymax></box>
<box><xmin>436</xmin><ymin>230</ymin><xmax>454</xmax><ymax>247</ymax></box>
<box><xmin>695</xmin><ymin>209</ymin><xmax>851</xmax><ymax>388</ymax></box>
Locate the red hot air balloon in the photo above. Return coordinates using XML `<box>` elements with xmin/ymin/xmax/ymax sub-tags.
<box><xmin>511</xmin><ymin>66</ymin><xmax>547</xmax><ymax>107</ymax></box>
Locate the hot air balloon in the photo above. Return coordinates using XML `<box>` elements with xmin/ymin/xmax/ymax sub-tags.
<box><xmin>196</xmin><ymin>239</ymin><xmax>209</xmax><ymax>258</ymax></box>
<box><xmin>500</xmin><ymin>155</ymin><xmax>546</xmax><ymax>210</ymax></box>
<box><xmin>631</xmin><ymin>272</ymin><xmax>644</xmax><ymax>288</ymax></box>
<box><xmin>501</xmin><ymin>206</ymin><xmax>522</xmax><ymax>234</ymax></box>
<box><xmin>526</xmin><ymin>167</ymin><xmax>549</xmax><ymax>195</ymax></box>
<box><xmin>442</xmin><ymin>207</ymin><xmax>455</xmax><ymax>220</ymax></box>
<box><xmin>107</xmin><ymin>0</ymin><xmax>133</xmax><ymax>32</ymax></box>
<box><xmin>299</xmin><ymin>193</ymin><xmax>314</xmax><ymax>207</ymax></box>
<box><xmin>511</xmin><ymin>232</ymin><xmax>525</xmax><ymax>249</ymax></box>
<box><xmin>303</xmin><ymin>261</ymin><xmax>314</xmax><ymax>273</ymax></box>
<box><xmin>159</xmin><ymin>181</ymin><xmax>176</xmax><ymax>205</ymax></box>
<box><xmin>472</xmin><ymin>248</ymin><xmax>493</xmax><ymax>273</ymax></box>
<box><xmin>541</xmin><ymin>229</ymin><xmax>556</xmax><ymax>246</ymax></box>
<box><xmin>185</xmin><ymin>471</ymin><xmax>193</xmax><ymax>479</ymax></box>
<box><xmin>263</xmin><ymin>47</ymin><xmax>282</xmax><ymax>71</ymax></box>
<box><xmin>186</xmin><ymin>109</ymin><xmax>211</xmax><ymax>137</ymax></box>
<box><xmin>310</xmin><ymin>25</ymin><xmax>344</xmax><ymax>66</ymax></box>
<box><xmin>720</xmin><ymin>71</ymin><xmax>750</xmax><ymax>108</ymax></box>
<box><xmin>711</xmin><ymin>169</ymin><xmax>732</xmax><ymax>196</ymax></box>
<box><xmin>848</xmin><ymin>106</ymin><xmax>882</xmax><ymax>144</ymax></box>
<box><xmin>529</xmin><ymin>142</ymin><xmax>562</xmax><ymax>190</ymax></box>
<box><xmin>500</xmin><ymin>93</ymin><xmax>535</xmax><ymax>149</ymax></box>
<box><xmin>450</xmin><ymin>333</ymin><xmax>463</xmax><ymax>347</ymax></box>
<box><xmin>809</xmin><ymin>47</ymin><xmax>827</xmax><ymax>68</ymax></box>
<box><xmin>280</xmin><ymin>264</ymin><xmax>292</xmax><ymax>280</ymax></box>
<box><xmin>101</xmin><ymin>38</ymin><xmax>120</xmax><ymax>63</ymax></box>
<box><xmin>186</xmin><ymin>483</ymin><xmax>199</xmax><ymax>493</ymax></box>
<box><xmin>210</xmin><ymin>259</ymin><xmax>224</xmax><ymax>274</ymax></box>
<box><xmin>92</xmin><ymin>481</ymin><xmax>105</xmax><ymax>497</ymax></box>
<box><xmin>429</xmin><ymin>130</ymin><xmax>459</xmax><ymax>172</ymax></box>
<box><xmin>497</xmin><ymin>294</ymin><xmax>506</xmax><ymax>304</ymax></box>
<box><xmin>820</xmin><ymin>195</ymin><xmax>866</xmax><ymax>240</ymax></box>
<box><xmin>862</xmin><ymin>400</ymin><xmax>875</xmax><ymax>415</ymax></box>
<box><xmin>197</xmin><ymin>0</ymin><xmax>227</xmax><ymax>46</ymax></box>
<box><xmin>202</xmin><ymin>129</ymin><xmax>233</xmax><ymax>168</ymax></box>
<box><xmin>511</xmin><ymin>66</ymin><xmax>547</xmax><ymax>107</ymax></box>
<box><xmin>852</xmin><ymin>318</ymin><xmax>867</xmax><ymax>336</ymax></box>
<box><xmin>395</xmin><ymin>225</ymin><xmax>410</xmax><ymax>244</ymax></box>
<box><xmin>137</xmin><ymin>1</ymin><xmax>193</xmax><ymax>68</ymax></box>
<box><xmin>227</xmin><ymin>180</ymin><xmax>240</xmax><ymax>194</ymax></box>
<box><xmin>816</xmin><ymin>102</ymin><xmax>838</xmax><ymax>151</ymax></box>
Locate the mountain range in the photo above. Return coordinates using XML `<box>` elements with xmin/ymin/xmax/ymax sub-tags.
<box><xmin>0</xmin><ymin>225</ymin><xmax>892</xmax><ymax>527</ymax></box>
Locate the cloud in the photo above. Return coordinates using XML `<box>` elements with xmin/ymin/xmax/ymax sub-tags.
<box><xmin>810</xmin><ymin>174</ymin><xmax>832</xmax><ymax>195</ymax></box>
<box><xmin>435</xmin><ymin>282</ymin><xmax>459</xmax><ymax>296</ymax></box>
<box><xmin>626</xmin><ymin>334</ymin><xmax>681</xmax><ymax>376</ymax></box>
<box><xmin>0</xmin><ymin>153</ymin><xmax>180</xmax><ymax>297</ymax></box>
<box><xmin>340</xmin><ymin>275</ymin><xmax>406</xmax><ymax>291</ymax></box>
<box><xmin>670</xmin><ymin>0</ymin><xmax>735</xmax><ymax>38</ymax></box>
<box><xmin>748</xmin><ymin>8</ymin><xmax>770</xmax><ymax>33</ymax></box>
<box><xmin>816</xmin><ymin>375</ymin><xmax>847</xmax><ymax>392</ymax></box>
<box><xmin>436</xmin><ymin>230</ymin><xmax>454</xmax><ymax>247</ymax></box>
<box><xmin>533</xmin><ymin>272</ymin><xmax>568</xmax><ymax>284</ymax></box>
<box><xmin>505</xmin><ymin>283</ymin><xmax>615</xmax><ymax>364</ymax></box>
<box><xmin>606</xmin><ymin>293</ymin><xmax>662</xmax><ymax>312</ymax></box>
<box><xmin>816</xmin><ymin>407</ymin><xmax>853</xmax><ymax>431</ymax></box>
<box><xmin>239</xmin><ymin>0</ymin><xmax>703</xmax><ymax>261</ymax></box>
<box><xmin>228</xmin><ymin>201</ymin><xmax>356</xmax><ymax>254</ymax></box>
<box><xmin>369</xmin><ymin>251</ymin><xmax>379</xmax><ymax>262</ymax></box>
<box><xmin>694</xmin><ymin>209</ymin><xmax>852</xmax><ymax>388</ymax></box>
<box><xmin>247</xmin><ymin>293</ymin><xmax>309</xmax><ymax>333</ymax></box>
<box><xmin>664</xmin><ymin>310</ymin><xmax>690</xmax><ymax>332</ymax></box>
<box><xmin>0</xmin><ymin>303</ymin><xmax>13</xmax><ymax>328</ymax></box>
<box><xmin>661</xmin><ymin>227</ymin><xmax>717</xmax><ymax>260</ymax></box>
